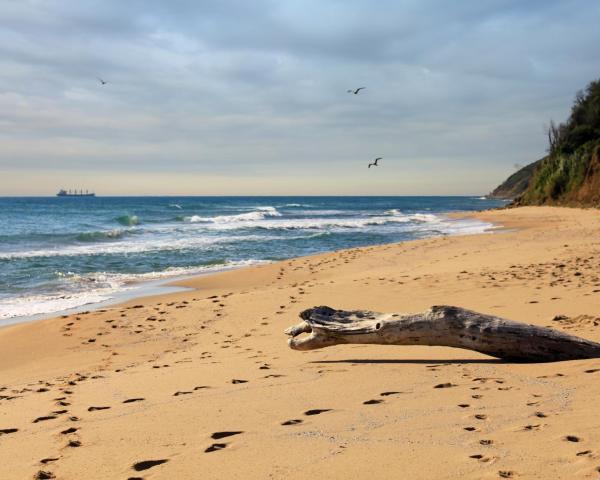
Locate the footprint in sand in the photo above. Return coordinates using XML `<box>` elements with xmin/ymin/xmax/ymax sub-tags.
<box><xmin>0</xmin><ymin>428</ymin><xmax>18</xmax><ymax>435</ymax></box>
<box><xmin>67</xmin><ymin>440</ymin><xmax>81</xmax><ymax>447</ymax></box>
<box><xmin>211</xmin><ymin>431</ymin><xmax>243</xmax><ymax>440</ymax></box>
<box><xmin>474</xmin><ymin>414</ymin><xmax>487</xmax><ymax>420</ymax></box>
<box><xmin>281</xmin><ymin>419</ymin><xmax>303</xmax><ymax>426</ymax></box>
<box><xmin>123</xmin><ymin>398</ymin><xmax>145</xmax><ymax>403</ymax></box>
<box><xmin>469</xmin><ymin>454</ymin><xmax>497</xmax><ymax>463</ymax></box>
<box><xmin>363</xmin><ymin>399</ymin><xmax>383</xmax><ymax>405</ymax></box>
<box><xmin>173</xmin><ymin>391</ymin><xmax>192</xmax><ymax>396</ymax></box>
<box><xmin>434</xmin><ymin>383</ymin><xmax>456</xmax><ymax>389</ymax></box>
<box><xmin>34</xmin><ymin>471</ymin><xmax>55</xmax><ymax>479</ymax></box>
<box><xmin>464</xmin><ymin>426</ymin><xmax>478</xmax><ymax>432</ymax></box>
<box><xmin>304</xmin><ymin>409</ymin><xmax>331</xmax><ymax>416</ymax></box>
<box><xmin>498</xmin><ymin>471</ymin><xmax>517</xmax><ymax>478</ymax></box>
<box><xmin>60</xmin><ymin>427</ymin><xmax>78</xmax><ymax>435</ymax></box>
<box><xmin>231</xmin><ymin>379</ymin><xmax>248</xmax><ymax>384</ymax></box>
<box><xmin>87</xmin><ymin>406</ymin><xmax>110</xmax><ymax>411</ymax></box>
<box><xmin>205</xmin><ymin>443</ymin><xmax>227</xmax><ymax>453</ymax></box>
<box><xmin>132</xmin><ymin>459</ymin><xmax>169</xmax><ymax>471</ymax></box>
<box><xmin>40</xmin><ymin>458</ymin><xmax>59</xmax><ymax>464</ymax></box>
<box><xmin>523</xmin><ymin>424</ymin><xmax>541</xmax><ymax>431</ymax></box>
<box><xmin>565</xmin><ymin>435</ymin><xmax>581</xmax><ymax>442</ymax></box>
<box><xmin>576</xmin><ymin>450</ymin><xmax>592</xmax><ymax>456</ymax></box>
<box><xmin>33</xmin><ymin>415</ymin><xmax>57</xmax><ymax>423</ymax></box>
<box><xmin>380</xmin><ymin>391</ymin><xmax>401</xmax><ymax>396</ymax></box>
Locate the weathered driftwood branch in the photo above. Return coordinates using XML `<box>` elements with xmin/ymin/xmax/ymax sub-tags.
<box><xmin>284</xmin><ymin>305</ymin><xmax>600</xmax><ymax>362</ymax></box>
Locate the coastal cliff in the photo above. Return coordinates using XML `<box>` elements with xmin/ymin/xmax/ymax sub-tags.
<box><xmin>488</xmin><ymin>158</ymin><xmax>543</xmax><ymax>199</ymax></box>
<box><xmin>515</xmin><ymin>141</ymin><xmax>600</xmax><ymax>206</ymax></box>
<box><xmin>493</xmin><ymin>79</ymin><xmax>600</xmax><ymax>207</ymax></box>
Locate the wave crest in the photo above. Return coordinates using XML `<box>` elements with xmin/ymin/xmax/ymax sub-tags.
<box><xmin>116</xmin><ymin>215</ymin><xmax>140</xmax><ymax>226</ymax></box>
<box><xmin>183</xmin><ymin>206</ymin><xmax>282</xmax><ymax>224</ymax></box>
<box><xmin>77</xmin><ymin>229</ymin><xmax>128</xmax><ymax>242</ymax></box>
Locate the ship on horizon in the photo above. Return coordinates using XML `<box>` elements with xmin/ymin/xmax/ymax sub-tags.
<box><xmin>56</xmin><ymin>189</ymin><xmax>96</xmax><ymax>197</ymax></box>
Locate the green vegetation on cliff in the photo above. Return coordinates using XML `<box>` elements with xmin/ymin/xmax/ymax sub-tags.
<box><xmin>512</xmin><ymin>79</ymin><xmax>600</xmax><ymax>206</ymax></box>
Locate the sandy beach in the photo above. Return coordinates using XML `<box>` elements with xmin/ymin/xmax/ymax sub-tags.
<box><xmin>2</xmin><ymin>206</ymin><xmax>600</xmax><ymax>480</ymax></box>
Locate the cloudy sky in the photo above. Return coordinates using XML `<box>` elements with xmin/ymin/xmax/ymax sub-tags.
<box><xmin>1</xmin><ymin>0</ymin><xmax>599</xmax><ymax>195</ymax></box>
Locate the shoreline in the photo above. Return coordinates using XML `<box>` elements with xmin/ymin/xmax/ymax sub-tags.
<box><xmin>3</xmin><ymin>206</ymin><xmax>600</xmax><ymax>479</ymax></box>
<box><xmin>0</xmin><ymin>211</ymin><xmax>497</xmax><ymax>329</ymax></box>
<box><xmin>0</xmin><ymin>280</ymin><xmax>192</xmax><ymax>329</ymax></box>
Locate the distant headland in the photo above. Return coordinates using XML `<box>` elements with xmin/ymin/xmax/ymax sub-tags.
<box><xmin>490</xmin><ymin>78</ymin><xmax>600</xmax><ymax>207</ymax></box>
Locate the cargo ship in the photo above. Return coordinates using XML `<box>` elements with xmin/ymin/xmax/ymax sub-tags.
<box><xmin>56</xmin><ymin>189</ymin><xmax>96</xmax><ymax>197</ymax></box>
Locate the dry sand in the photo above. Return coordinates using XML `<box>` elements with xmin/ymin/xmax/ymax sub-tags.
<box><xmin>1</xmin><ymin>206</ymin><xmax>600</xmax><ymax>480</ymax></box>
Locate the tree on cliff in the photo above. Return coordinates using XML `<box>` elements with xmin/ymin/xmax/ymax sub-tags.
<box><xmin>546</xmin><ymin>80</ymin><xmax>600</xmax><ymax>155</ymax></box>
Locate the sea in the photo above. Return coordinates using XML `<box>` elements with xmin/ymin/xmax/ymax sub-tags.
<box><xmin>0</xmin><ymin>196</ymin><xmax>506</xmax><ymax>324</ymax></box>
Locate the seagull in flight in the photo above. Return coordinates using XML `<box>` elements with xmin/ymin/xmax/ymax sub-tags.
<box><xmin>347</xmin><ymin>87</ymin><xmax>366</xmax><ymax>95</ymax></box>
<box><xmin>368</xmin><ymin>157</ymin><xmax>382</xmax><ymax>168</ymax></box>
<box><xmin>97</xmin><ymin>77</ymin><xmax>108</xmax><ymax>85</ymax></box>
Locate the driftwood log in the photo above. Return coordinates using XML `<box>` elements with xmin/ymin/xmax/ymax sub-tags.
<box><xmin>284</xmin><ymin>305</ymin><xmax>600</xmax><ymax>362</ymax></box>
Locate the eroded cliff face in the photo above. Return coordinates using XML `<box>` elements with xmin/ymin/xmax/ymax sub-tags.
<box><xmin>567</xmin><ymin>145</ymin><xmax>600</xmax><ymax>205</ymax></box>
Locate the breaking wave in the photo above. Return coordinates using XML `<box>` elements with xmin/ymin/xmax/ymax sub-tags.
<box><xmin>116</xmin><ymin>215</ymin><xmax>140</xmax><ymax>226</ymax></box>
<box><xmin>76</xmin><ymin>229</ymin><xmax>130</xmax><ymax>242</ymax></box>
<box><xmin>182</xmin><ymin>206</ymin><xmax>282</xmax><ymax>224</ymax></box>
<box><xmin>0</xmin><ymin>259</ymin><xmax>268</xmax><ymax>320</ymax></box>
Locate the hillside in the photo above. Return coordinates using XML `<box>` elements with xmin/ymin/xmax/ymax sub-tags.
<box><xmin>488</xmin><ymin>158</ymin><xmax>543</xmax><ymax>199</ymax></box>
<box><xmin>511</xmin><ymin>79</ymin><xmax>600</xmax><ymax>207</ymax></box>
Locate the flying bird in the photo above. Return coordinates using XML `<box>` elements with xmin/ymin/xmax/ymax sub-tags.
<box><xmin>368</xmin><ymin>157</ymin><xmax>382</xmax><ymax>168</ymax></box>
<box><xmin>347</xmin><ymin>87</ymin><xmax>366</xmax><ymax>94</ymax></box>
<box><xmin>97</xmin><ymin>77</ymin><xmax>108</xmax><ymax>85</ymax></box>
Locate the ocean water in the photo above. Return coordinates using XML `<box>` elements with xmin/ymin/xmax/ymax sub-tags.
<box><xmin>0</xmin><ymin>196</ymin><xmax>505</xmax><ymax>322</ymax></box>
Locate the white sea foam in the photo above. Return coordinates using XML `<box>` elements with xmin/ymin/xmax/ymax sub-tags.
<box><xmin>0</xmin><ymin>259</ymin><xmax>268</xmax><ymax>321</ymax></box>
<box><xmin>0</xmin><ymin>290</ymin><xmax>120</xmax><ymax>321</ymax></box>
<box><xmin>193</xmin><ymin>212</ymin><xmax>472</xmax><ymax>231</ymax></box>
<box><xmin>384</xmin><ymin>208</ymin><xmax>401</xmax><ymax>215</ymax></box>
<box><xmin>184</xmin><ymin>206</ymin><xmax>282</xmax><ymax>224</ymax></box>
<box><xmin>0</xmin><ymin>234</ymin><xmax>266</xmax><ymax>259</ymax></box>
<box><xmin>293</xmin><ymin>209</ymin><xmax>346</xmax><ymax>215</ymax></box>
<box><xmin>0</xmin><ymin>210</ymin><xmax>493</xmax><ymax>260</ymax></box>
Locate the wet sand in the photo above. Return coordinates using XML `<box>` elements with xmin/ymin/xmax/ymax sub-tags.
<box><xmin>2</xmin><ymin>206</ymin><xmax>600</xmax><ymax>479</ymax></box>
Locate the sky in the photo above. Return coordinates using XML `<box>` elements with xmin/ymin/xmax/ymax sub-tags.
<box><xmin>1</xmin><ymin>0</ymin><xmax>599</xmax><ymax>196</ymax></box>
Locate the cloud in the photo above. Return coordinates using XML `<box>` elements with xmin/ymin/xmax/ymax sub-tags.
<box><xmin>0</xmin><ymin>0</ymin><xmax>598</xmax><ymax>194</ymax></box>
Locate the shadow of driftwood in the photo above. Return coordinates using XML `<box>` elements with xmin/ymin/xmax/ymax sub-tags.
<box><xmin>312</xmin><ymin>358</ymin><xmax>506</xmax><ymax>365</ymax></box>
